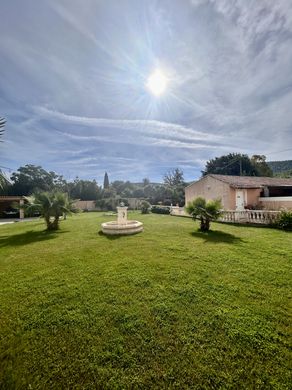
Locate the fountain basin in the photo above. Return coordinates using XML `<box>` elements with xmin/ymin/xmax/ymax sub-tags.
<box><xmin>101</xmin><ymin>220</ymin><xmax>143</xmax><ymax>235</ymax></box>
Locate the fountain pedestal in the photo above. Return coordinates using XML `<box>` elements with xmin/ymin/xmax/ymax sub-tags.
<box><xmin>117</xmin><ymin>206</ymin><xmax>128</xmax><ymax>224</ymax></box>
<box><xmin>101</xmin><ymin>205</ymin><xmax>143</xmax><ymax>235</ymax></box>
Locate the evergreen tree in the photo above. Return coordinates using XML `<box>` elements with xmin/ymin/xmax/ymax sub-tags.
<box><xmin>9</xmin><ymin>165</ymin><xmax>57</xmax><ymax>195</ymax></box>
<box><xmin>203</xmin><ymin>153</ymin><xmax>257</xmax><ymax>176</ymax></box>
<box><xmin>103</xmin><ymin>172</ymin><xmax>109</xmax><ymax>189</ymax></box>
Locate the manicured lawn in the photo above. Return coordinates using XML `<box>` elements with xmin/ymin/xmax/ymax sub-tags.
<box><xmin>0</xmin><ymin>213</ymin><xmax>291</xmax><ymax>389</ymax></box>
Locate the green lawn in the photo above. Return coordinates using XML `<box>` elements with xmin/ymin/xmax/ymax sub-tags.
<box><xmin>0</xmin><ymin>213</ymin><xmax>291</xmax><ymax>389</ymax></box>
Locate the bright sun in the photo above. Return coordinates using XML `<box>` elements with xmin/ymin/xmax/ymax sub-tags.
<box><xmin>146</xmin><ymin>69</ymin><xmax>168</xmax><ymax>96</ymax></box>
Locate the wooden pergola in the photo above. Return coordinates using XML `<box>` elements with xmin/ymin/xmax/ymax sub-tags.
<box><xmin>0</xmin><ymin>196</ymin><xmax>25</xmax><ymax>219</ymax></box>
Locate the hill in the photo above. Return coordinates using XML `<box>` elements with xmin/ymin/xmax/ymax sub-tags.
<box><xmin>267</xmin><ymin>160</ymin><xmax>292</xmax><ymax>174</ymax></box>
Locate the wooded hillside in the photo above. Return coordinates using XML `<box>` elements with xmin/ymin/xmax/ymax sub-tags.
<box><xmin>267</xmin><ymin>160</ymin><xmax>292</xmax><ymax>173</ymax></box>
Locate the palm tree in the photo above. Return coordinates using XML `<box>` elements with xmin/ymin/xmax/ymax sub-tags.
<box><xmin>0</xmin><ymin>170</ymin><xmax>9</xmax><ymax>190</ymax></box>
<box><xmin>24</xmin><ymin>192</ymin><xmax>78</xmax><ymax>231</ymax></box>
<box><xmin>185</xmin><ymin>197</ymin><xmax>222</xmax><ymax>232</ymax></box>
<box><xmin>0</xmin><ymin>117</ymin><xmax>6</xmax><ymax>141</ymax></box>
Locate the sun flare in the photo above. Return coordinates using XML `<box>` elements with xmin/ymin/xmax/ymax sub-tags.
<box><xmin>146</xmin><ymin>69</ymin><xmax>168</xmax><ymax>96</ymax></box>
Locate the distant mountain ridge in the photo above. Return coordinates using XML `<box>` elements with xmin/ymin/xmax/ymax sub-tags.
<box><xmin>267</xmin><ymin>160</ymin><xmax>292</xmax><ymax>174</ymax></box>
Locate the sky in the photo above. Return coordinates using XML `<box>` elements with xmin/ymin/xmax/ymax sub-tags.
<box><xmin>0</xmin><ymin>0</ymin><xmax>292</xmax><ymax>184</ymax></box>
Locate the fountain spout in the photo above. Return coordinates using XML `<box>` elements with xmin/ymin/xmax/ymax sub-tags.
<box><xmin>117</xmin><ymin>205</ymin><xmax>128</xmax><ymax>225</ymax></box>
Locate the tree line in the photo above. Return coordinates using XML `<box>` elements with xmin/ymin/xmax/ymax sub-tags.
<box><xmin>0</xmin><ymin>153</ymin><xmax>283</xmax><ymax>210</ymax></box>
<box><xmin>202</xmin><ymin>153</ymin><xmax>273</xmax><ymax>177</ymax></box>
<box><xmin>1</xmin><ymin>165</ymin><xmax>187</xmax><ymax>207</ymax></box>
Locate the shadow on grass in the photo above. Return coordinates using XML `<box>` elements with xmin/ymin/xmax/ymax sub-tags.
<box><xmin>0</xmin><ymin>230</ymin><xmax>68</xmax><ymax>247</ymax></box>
<box><xmin>98</xmin><ymin>230</ymin><xmax>122</xmax><ymax>240</ymax></box>
<box><xmin>216</xmin><ymin>221</ymin><xmax>274</xmax><ymax>229</ymax></box>
<box><xmin>190</xmin><ymin>230</ymin><xmax>244</xmax><ymax>244</ymax></box>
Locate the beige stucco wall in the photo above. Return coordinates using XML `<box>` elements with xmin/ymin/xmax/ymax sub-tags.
<box><xmin>259</xmin><ymin>198</ymin><xmax>292</xmax><ymax>210</ymax></box>
<box><xmin>229</xmin><ymin>188</ymin><xmax>236</xmax><ymax>210</ymax></box>
<box><xmin>246</xmin><ymin>188</ymin><xmax>262</xmax><ymax>208</ymax></box>
<box><xmin>186</xmin><ymin>177</ymin><xmax>292</xmax><ymax>211</ymax></box>
<box><xmin>74</xmin><ymin>200</ymin><xmax>96</xmax><ymax>210</ymax></box>
<box><xmin>185</xmin><ymin>176</ymin><xmax>233</xmax><ymax>209</ymax></box>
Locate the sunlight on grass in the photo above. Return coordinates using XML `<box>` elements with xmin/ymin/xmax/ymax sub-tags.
<box><xmin>0</xmin><ymin>213</ymin><xmax>291</xmax><ymax>388</ymax></box>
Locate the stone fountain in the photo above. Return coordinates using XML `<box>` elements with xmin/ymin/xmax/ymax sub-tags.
<box><xmin>101</xmin><ymin>204</ymin><xmax>143</xmax><ymax>235</ymax></box>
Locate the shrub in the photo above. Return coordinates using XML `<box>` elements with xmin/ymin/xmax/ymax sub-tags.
<box><xmin>276</xmin><ymin>210</ymin><xmax>292</xmax><ymax>231</ymax></box>
<box><xmin>140</xmin><ymin>201</ymin><xmax>151</xmax><ymax>214</ymax></box>
<box><xmin>24</xmin><ymin>192</ymin><xmax>77</xmax><ymax>231</ymax></box>
<box><xmin>185</xmin><ymin>197</ymin><xmax>222</xmax><ymax>232</ymax></box>
<box><xmin>151</xmin><ymin>205</ymin><xmax>170</xmax><ymax>214</ymax></box>
<box><xmin>95</xmin><ymin>199</ymin><xmax>113</xmax><ymax>211</ymax></box>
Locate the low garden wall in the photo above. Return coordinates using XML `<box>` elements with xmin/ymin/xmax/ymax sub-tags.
<box><xmin>259</xmin><ymin>197</ymin><xmax>292</xmax><ymax>210</ymax></box>
<box><xmin>74</xmin><ymin>200</ymin><xmax>96</xmax><ymax>211</ymax></box>
<box><xmin>219</xmin><ymin>210</ymin><xmax>280</xmax><ymax>224</ymax></box>
<box><xmin>170</xmin><ymin>207</ymin><xmax>281</xmax><ymax>225</ymax></box>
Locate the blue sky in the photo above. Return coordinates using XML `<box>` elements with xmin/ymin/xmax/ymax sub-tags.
<box><xmin>0</xmin><ymin>0</ymin><xmax>292</xmax><ymax>184</ymax></box>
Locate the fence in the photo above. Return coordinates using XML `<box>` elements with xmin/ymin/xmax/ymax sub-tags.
<box><xmin>219</xmin><ymin>210</ymin><xmax>280</xmax><ymax>224</ymax></box>
<box><xmin>170</xmin><ymin>206</ymin><xmax>280</xmax><ymax>225</ymax></box>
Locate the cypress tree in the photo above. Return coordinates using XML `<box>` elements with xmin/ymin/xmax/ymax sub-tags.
<box><xmin>103</xmin><ymin>172</ymin><xmax>109</xmax><ymax>189</ymax></box>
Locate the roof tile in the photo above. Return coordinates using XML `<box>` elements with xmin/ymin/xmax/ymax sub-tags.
<box><xmin>209</xmin><ymin>174</ymin><xmax>292</xmax><ymax>188</ymax></box>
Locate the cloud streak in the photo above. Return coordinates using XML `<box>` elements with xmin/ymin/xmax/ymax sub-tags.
<box><xmin>0</xmin><ymin>0</ymin><xmax>291</xmax><ymax>182</ymax></box>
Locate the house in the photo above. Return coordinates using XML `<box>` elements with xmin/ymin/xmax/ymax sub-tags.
<box><xmin>185</xmin><ymin>174</ymin><xmax>292</xmax><ymax>211</ymax></box>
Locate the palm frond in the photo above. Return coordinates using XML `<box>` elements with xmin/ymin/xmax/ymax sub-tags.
<box><xmin>0</xmin><ymin>170</ymin><xmax>9</xmax><ymax>190</ymax></box>
<box><xmin>0</xmin><ymin>117</ymin><xmax>6</xmax><ymax>142</ymax></box>
<box><xmin>0</xmin><ymin>117</ymin><xmax>6</xmax><ymax>128</ymax></box>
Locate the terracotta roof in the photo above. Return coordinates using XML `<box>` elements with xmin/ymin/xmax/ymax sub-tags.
<box><xmin>209</xmin><ymin>174</ymin><xmax>292</xmax><ymax>188</ymax></box>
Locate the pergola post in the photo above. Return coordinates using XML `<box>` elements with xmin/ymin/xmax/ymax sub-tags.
<box><xmin>19</xmin><ymin>199</ymin><xmax>24</xmax><ymax>219</ymax></box>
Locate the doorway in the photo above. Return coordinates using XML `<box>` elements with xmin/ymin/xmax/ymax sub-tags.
<box><xmin>235</xmin><ymin>189</ymin><xmax>245</xmax><ymax>210</ymax></box>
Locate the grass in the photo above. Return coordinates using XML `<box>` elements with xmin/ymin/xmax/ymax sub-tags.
<box><xmin>0</xmin><ymin>212</ymin><xmax>291</xmax><ymax>389</ymax></box>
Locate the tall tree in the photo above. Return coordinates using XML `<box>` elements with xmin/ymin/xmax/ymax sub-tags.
<box><xmin>250</xmin><ymin>155</ymin><xmax>273</xmax><ymax>177</ymax></box>
<box><xmin>68</xmin><ymin>178</ymin><xmax>101</xmax><ymax>200</ymax></box>
<box><xmin>163</xmin><ymin>168</ymin><xmax>186</xmax><ymax>206</ymax></box>
<box><xmin>203</xmin><ymin>153</ymin><xmax>258</xmax><ymax>176</ymax></box>
<box><xmin>8</xmin><ymin>165</ymin><xmax>69</xmax><ymax>195</ymax></box>
<box><xmin>103</xmin><ymin>172</ymin><xmax>109</xmax><ymax>189</ymax></box>
<box><xmin>9</xmin><ymin>165</ymin><xmax>56</xmax><ymax>195</ymax></box>
<box><xmin>164</xmin><ymin>168</ymin><xmax>184</xmax><ymax>186</ymax></box>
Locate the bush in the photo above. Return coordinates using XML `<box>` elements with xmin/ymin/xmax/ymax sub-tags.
<box><xmin>185</xmin><ymin>197</ymin><xmax>222</xmax><ymax>232</ymax></box>
<box><xmin>276</xmin><ymin>210</ymin><xmax>292</xmax><ymax>231</ymax></box>
<box><xmin>96</xmin><ymin>199</ymin><xmax>112</xmax><ymax>211</ymax></box>
<box><xmin>151</xmin><ymin>205</ymin><xmax>170</xmax><ymax>214</ymax></box>
<box><xmin>140</xmin><ymin>201</ymin><xmax>151</xmax><ymax>214</ymax></box>
<box><xmin>95</xmin><ymin>198</ymin><xmax>130</xmax><ymax>211</ymax></box>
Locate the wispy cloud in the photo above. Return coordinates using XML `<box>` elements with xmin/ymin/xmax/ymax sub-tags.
<box><xmin>34</xmin><ymin>106</ymin><xmax>223</xmax><ymax>143</ymax></box>
<box><xmin>0</xmin><ymin>0</ymin><xmax>292</xmax><ymax>182</ymax></box>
